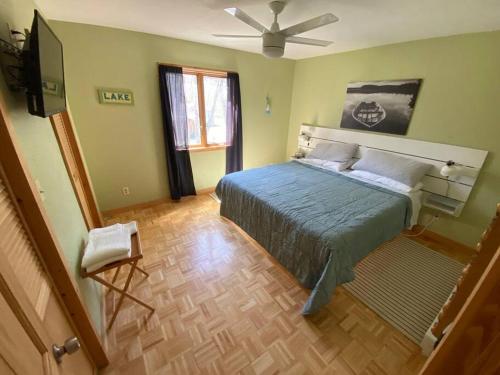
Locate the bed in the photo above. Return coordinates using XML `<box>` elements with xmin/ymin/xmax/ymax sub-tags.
<box><xmin>215</xmin><ymin>160</ymin><xmax>417</xmax><ymax>314</ymax></box>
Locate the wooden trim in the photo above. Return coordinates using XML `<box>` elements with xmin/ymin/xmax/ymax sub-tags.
<box><xmin>158</xmin><ymin>62</ymin><xmax>234</xmax><ymax>76</ymax></box>
<box><xmin>419</xmin><ymin>245</ymin><xmax>500</xmax><ymax>374</ymax></box>
<box><xmin>101</xmin><ymin>198</ymin><xmax>172</xmax><ymax>217</ymax></box>
<box><xmin>196</xmin><ymin>187</ymin><xmax>216</xmax><ymax>195</ymax></box>
<box><xmin>184</xmin><ymin>66</ymin><xmax>228</xmax><ymax>78</ymax></box>
<box><xmin>429</xmin><ymin>204</ymin><xmax>500</xmax><ymax>338</ymax></box>
<box><xmin>100</xmin><ymin>283</ymin><xmax>108</xmax><ymax>352</ymax></box>
<box><xmin>404</xmin><ymin>226</ymin><xmax>476</xmax><ymax>261</ymax></box>
<box><xmin>100</xmin><ymin>190</ymin><xmax>218</xmax><ymax>218</ymax></box>
<box><xmin>197</xmin><ymin>73</ymin><xmax>208</xmax><ymax>148</ymax></box>
<box><xmin>50</xmin><ymin>111</ymin><xmax>103</xmax><ymax>229</ymax></box>
<box><xmin>189</xmin><ymin>145</ymin><xmax>226</xmax><ymax>152</ymax></box>
<box><xmin>102</xmin><ymin>188</ymin><xmax>214</xmax><ymax>217</ymax></box>
<box><xmin>0</xmin><ymin>95</ymin><xmax>108</xmax><ymax>367</ymax></box>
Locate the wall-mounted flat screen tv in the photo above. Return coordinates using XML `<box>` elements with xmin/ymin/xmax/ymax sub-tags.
<box><xmin>24</xmin><ymin>10</ymin><xmax>66</xmax><ymax>117</ymax></box>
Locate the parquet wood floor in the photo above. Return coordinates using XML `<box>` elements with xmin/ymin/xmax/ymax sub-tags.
<box><xmin>100</xmin><ymin>194</ymin><xmax>429</xmax><ymax>375</ymax></box>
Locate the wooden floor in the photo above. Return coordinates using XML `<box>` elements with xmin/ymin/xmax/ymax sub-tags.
<box><xmin>99</xmin><ymin>194</ymin><xmax>459</xmax><ymax>375</ymax></box>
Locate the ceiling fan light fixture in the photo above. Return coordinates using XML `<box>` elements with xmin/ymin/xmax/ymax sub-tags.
<box><xmin>216</xmin><ymin>2</ymin><xmax>338</xmax><ymax>59</ymax></box>
<box><xmin>263</xmin><ymin>46</ymin><xmax>284</xmax><ymax>58</ymax></box>
<box><xmin>262</xmin><ymin>32</ymin><xmax>285</xmax><ymax>58</ymax></box>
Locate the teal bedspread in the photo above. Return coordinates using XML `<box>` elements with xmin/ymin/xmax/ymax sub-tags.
<box><xmin>215</xmin><ymin>161</ymin><xmax>412</xmax><ymax>314</ymax></box>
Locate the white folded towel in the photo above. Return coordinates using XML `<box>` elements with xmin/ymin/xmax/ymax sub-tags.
<box><xmin>82</xmin><ymin>221</ymin><xmax>138</xmax><ymax>272</ymax></box>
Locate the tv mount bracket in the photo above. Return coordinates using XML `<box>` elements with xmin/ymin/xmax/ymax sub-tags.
<box><xmin>0</xmin><ymin>28</ymin><xmax>29</xmax><ymax>91</ymax></box>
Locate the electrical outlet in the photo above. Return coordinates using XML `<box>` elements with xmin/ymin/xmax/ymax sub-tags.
<box><xmin>122</xmin><ymin>187</ymin><xmax>130</xmax><ymax>196</ymax></box>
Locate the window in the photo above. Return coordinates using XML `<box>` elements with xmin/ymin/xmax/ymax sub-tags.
<box><xmin>182</xmin><ymin>68</ymin><xmax>228</xmax><ymax>150</ymax></box>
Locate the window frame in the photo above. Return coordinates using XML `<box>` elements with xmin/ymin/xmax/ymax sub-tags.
<box><xmin>182</xmin><ymin>67</ymin><xmax>228</xmax><ymax>152</ymax></box>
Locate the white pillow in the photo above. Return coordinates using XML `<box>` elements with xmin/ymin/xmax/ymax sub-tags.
<box><xmin>349</xmin><ymin>170</ymin><xmax>424</xmax><ymax>193</ymax></box>
<box><xmin>306</xmin><ymin>143</ymin><xmax>330</xmax><ymax>159</ymax></box>
<box><xmin>322</xmin><ymin>159</ymin><xmax>356</xmax><ymax>172</ymax></box>
<box><xmin>352</xmin><ymin>149</ymin><xmax>431</xmax><ymax>187</ymax></box>
<box><xmin>307</xmin><ymin>142</ymin><xmax>358</xmax><ymax>163</ymax></box>
<box><xmin>298</xmin><ymin>158</ymin><xmax>355</xmax><ymax>172</ymax></box>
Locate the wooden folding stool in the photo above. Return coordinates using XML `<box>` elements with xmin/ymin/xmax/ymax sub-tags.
<box><xmin>81</xmin><ymin>231</ymin><xmax>155</xmax><ymax>329</ymax></box>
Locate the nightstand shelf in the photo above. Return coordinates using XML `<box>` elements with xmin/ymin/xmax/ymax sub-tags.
<box><xmin>422</xmin><ymin>193</ymin><xmax>464</xmax><ymax>217</ymax></box>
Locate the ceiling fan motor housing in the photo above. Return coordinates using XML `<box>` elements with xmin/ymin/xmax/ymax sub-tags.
<box><xmin>262</xmin><ymin>32</ymin><xmax>285</xmax><ymax>58</ymax></box>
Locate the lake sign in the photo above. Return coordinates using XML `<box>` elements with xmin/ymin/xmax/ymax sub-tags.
<box><xmin>98</xmin><ymin>88</ymin><xmax>134</xmax><ymax>105</ymax></box>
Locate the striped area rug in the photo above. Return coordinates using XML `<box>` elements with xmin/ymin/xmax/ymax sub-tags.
<box><xmin>344</xmin><ymin>236</ymin><xmax>465</xmax><ymax>344</ymax></box>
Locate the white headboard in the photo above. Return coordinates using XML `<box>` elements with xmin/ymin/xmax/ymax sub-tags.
<box><xmin>298</xmin><ymin>124</ymin><xmax>488</xmax><ymax>216</ymax></box>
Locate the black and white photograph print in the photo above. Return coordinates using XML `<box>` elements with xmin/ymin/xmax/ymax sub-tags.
<box><xmin>340</xmin><ymin>79</ymin><xmax>422</xmax><ymax>135</ymax></box>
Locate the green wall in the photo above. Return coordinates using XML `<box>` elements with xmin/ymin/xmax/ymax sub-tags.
<box><xmin>51</xmin><ymin>19</ymin><xmax>499</xmax><ymax>247</ymax></box>
<box><xmin>3</xmin><ymin>1</ymin><xmax>495</xmax><ymax>346</ymax></box>
<box><xmin>0</xmin><ymin>0</ymin><xmax>101</xmax><ymax>333</ymax></box>
<box><xmin>50</xmin><ymin>21</ymin><xmax>295</xmax><ymax>211</ymax></box>
<box><xmin>287</xmin><ymin>31</ymin><xmax>500</xmax><ymax>247</ymax></box>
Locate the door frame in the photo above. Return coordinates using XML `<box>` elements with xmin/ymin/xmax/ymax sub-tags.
<box><xmin>0</xmin><ymin>94</ymin><xmax>108</xmax><ymax>368</ymax></box>
<box><xmin>50</xmin><ymin>111</ymin><xmax>103</xmax><ymax>230</ymax></box>
<box><xmin>420</xmin><ymin>247</ymin><xmax>499</xmax><ymax>373</ymax></box>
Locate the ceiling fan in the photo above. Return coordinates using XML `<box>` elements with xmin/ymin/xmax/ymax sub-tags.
<box><xmin>213</xmin><ymin>1</ymin><xmax>339</xmax><ymax>58</ymax></box>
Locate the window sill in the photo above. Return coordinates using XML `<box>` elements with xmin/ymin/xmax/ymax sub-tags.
<box><xmin>189</xmin><ymin>145</ymin><xmax>227</xmax><ymax>152</ymax></box>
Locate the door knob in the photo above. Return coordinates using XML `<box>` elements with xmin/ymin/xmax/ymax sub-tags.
<box><xmin>52</xmin><ymin>336</ymin><xmax>81</xmax><ymax>363</ymax></box>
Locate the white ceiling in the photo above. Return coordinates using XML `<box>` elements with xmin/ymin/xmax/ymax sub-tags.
<box><xmin>35</xmin><ymin>0</ymin><xmax>500</xmax><ymax>60</ymax></box>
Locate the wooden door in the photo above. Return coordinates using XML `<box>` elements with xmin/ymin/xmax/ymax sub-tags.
<box><xmin>0</xmin><ymin>168</ymin><xmax>95</xmax><ymax>374</ymax></box>
<box><xmin>50</xmin><ymin>112</ymin><xmax>102</xmax><ymax>230</ymax></box>
<box><xmin>430</xmin><ymin>205</ymin><xmax>500</xmax><ymax>339</ymax></box>
<box><xmin>0</xmin><ymin>94</ymin><xmax>107</xmax><ymax>368</ymax></box>
<box><xmin>420</xmin><ymin>206</ymin><xmax>500</xmax><ymax>375</ymax></box>
<box><xmin>0</xmin><ymin>288</ymin><xmax>56</xmax><ymax>375</ymax></box>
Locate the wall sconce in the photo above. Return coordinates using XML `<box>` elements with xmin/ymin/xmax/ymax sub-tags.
<box><xmin>299</xmin><ymin>131</ymin><xmax>312</xmax><ymax>148</ymax></box>
<box><xmin>440</xmin><ymin>160</ymin><xmax>478</xmax><ymax>179</ymax></box>
<box><xmin>300</xmin><ymin>131</ymin><xmax>311</xmax><ymax>142</ymax></box>
<box><xmin>265</xmin><ymin>95</ymin><xmax>271</xmax><ymax>114</ymax></box>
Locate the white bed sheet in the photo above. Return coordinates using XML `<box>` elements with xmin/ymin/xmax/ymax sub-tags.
<box><xmin>340</xmin><ymin>170</ymin><xmax>422</xmax><ymax>227</ymax></box>
<box><xmin>294</xmin><ymin>159</ymin><xmax>422</xmax><ymax>227</ymax></box>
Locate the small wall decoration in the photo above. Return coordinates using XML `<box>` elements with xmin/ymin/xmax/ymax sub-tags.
<box><xmin>97</xmin><ymin>88</ymin><xmax>134</xmax><ymax>105</ymax></box>
<box><xmin>340</xmin><ymin>79</ymin><xmax>422</xmax><ymax>135</ymax></box>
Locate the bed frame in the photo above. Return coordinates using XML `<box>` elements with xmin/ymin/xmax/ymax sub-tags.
<box><xmin>297</xmin><ymin>124</ymin><xmax>488</xmax><ymax>217</ymax></box>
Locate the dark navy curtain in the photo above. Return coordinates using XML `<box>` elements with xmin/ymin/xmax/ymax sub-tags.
<box><xmin>159</xmin><ymin>65</ymin><xmax>196</xmax><ymax>200</ymax></box>
<box><xmin>225</xmin><ymin>72</ymin><xmax>243</xmax><ymax>174</ymax></box>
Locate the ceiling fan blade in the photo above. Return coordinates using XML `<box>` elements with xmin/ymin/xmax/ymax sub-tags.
<box><xmin>213</xmin><ymin>34</ymin><xmax>262</xmax><ymax>38</ymax></box>
<box><xmin>280</xmin><ymin>13</ymin><xmax>339</xmax><ymax>37</ymax></box>
<box><xmin>286</xmin><ymin>36</ymin><xmax>333</xmax><ymax>47</ymax></box>
<box><xmin>224</xmin><ymin>7</ymin><xmax>269</xmax><ymax>33</ymax></box>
